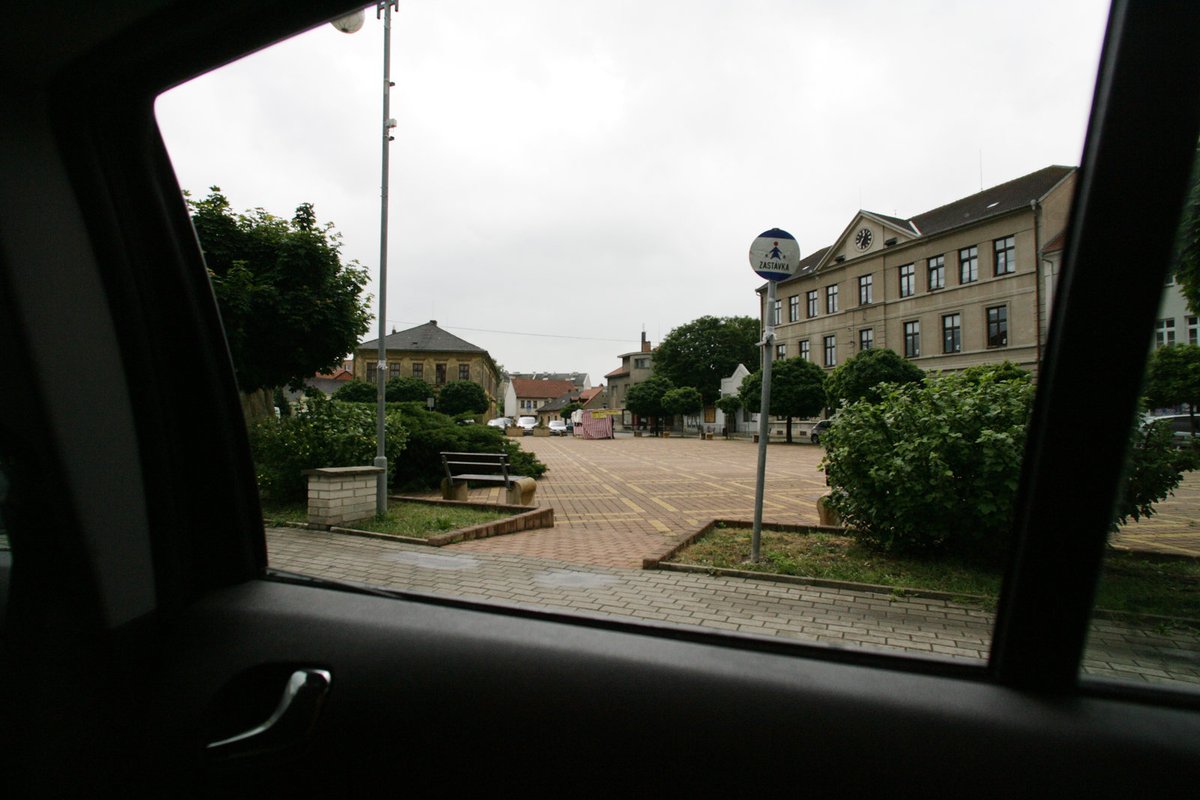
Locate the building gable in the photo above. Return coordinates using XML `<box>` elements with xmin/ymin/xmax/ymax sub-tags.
<box><xmin>817</xmin><ymin>212</ymin><xmax>920</xmax><ymax>272</ymax></box>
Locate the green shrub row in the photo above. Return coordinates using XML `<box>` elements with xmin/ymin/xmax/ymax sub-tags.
<box><xmin>821</xmin><ymin>362</ymin><xmax>1197</xmax><ymax>565</ymax></box>
<box><xmin>387</xmin><ymin>402</ymin><xmax>547</xmax><ymax>490</ymax></box>
<box><xmin>251</xmin><ymin>393</ymin><xmax>408</xmax><ymax>502</ymax></box>
<box><xmin>250</xmin><ymin>396</ymin><xmax>547</xmax><ymax>501</ymax></box>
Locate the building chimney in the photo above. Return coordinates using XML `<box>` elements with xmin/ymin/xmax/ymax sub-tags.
<box><xmin>429</xmin><ymin>320</ymin><xmax>437</xmax><ymax>326</ymax></box>
<box><xmin>641</xmin><ymin>331</ymin><xmax>651</xmax><ymax>352</ymax></box>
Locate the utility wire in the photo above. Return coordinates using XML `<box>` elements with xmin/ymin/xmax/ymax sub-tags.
<box><xmin>387</xmin><ymin>319</ymin><xmax>631</xmax><ymax>344</ymax></box>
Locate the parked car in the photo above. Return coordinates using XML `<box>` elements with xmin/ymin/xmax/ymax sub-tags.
<box><xmin>810</xmin><ymin>419</ymin><xmax>832</xmax><ymax>444</ymax></box>
<box><xmin>486</xmin><ymin>416</ymin><xmax>512</xmax><ymax>429</ymax></box>
<box><xmin>548</xmin><ymin>420</ymin><xmax>568</xmax><ymax>436</ymax></box>
<box><xmin>516</xmin><ymin>416</ymin><xmax>537</xmax><ymax>434</ymax></box>
<box><xmin>1145</xmin><ymin>413</ymin><xmax>1200</xmax><ymax>447</ymax></box>
<box><xmin>3</xmin><ymin>1</ymin><xmax>1199</xmax><ymax>796</ymax></box>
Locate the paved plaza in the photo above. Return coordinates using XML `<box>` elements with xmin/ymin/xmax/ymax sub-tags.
<box><xmin>266</xmin><ymin>434</ymin><xmax>1200</xmax><ymax>687</ymax></box>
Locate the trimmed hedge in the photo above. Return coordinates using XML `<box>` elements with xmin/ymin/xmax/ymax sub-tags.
<box><xmin>383</xmin><ymin>402</ymin><xmax>547</xmax><ymax>491</ymax></box>
<box><xmin>251</xmin><ymin>393</ymin><xmax>407</xmax><ymax>502</ymax></box>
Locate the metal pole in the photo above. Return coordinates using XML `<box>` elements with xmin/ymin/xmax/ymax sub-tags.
<box><xmin>751</xmin><ymin>280</ymin><xmax>777</xmax><ymax>562</ymax></box>
<box><xmin>374</xmin><ymin>1</ymin><xmax>397</xmax><ymax>516</ymax></box>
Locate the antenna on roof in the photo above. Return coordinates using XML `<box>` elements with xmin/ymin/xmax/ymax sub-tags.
<box><xmin>979</xmin><ymin>149</ymin><xmax>984</xmax><ymax>193</ymax></box>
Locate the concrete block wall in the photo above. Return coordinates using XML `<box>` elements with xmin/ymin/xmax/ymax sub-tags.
<box><xmin>303</xmin><ymin>466</ymin><xmax>385</xmax><ymax>527</ymax></box>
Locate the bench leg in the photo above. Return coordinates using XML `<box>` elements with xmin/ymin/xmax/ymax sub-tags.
<box><xmin>506</xmin><ymin>477</ymin><xmax>537</xmax><ymax>506</ymax></box>
<box><xmin>441</xmin><ymin>478</ymin><xmax>469</xmax><ymax>502</ymax></box>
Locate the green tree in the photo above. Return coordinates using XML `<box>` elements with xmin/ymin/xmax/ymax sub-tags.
<box><xmin>189</xmin><ymin>189</ymin><xmax>371</xmax><ymax>402</ymax></box>
<box><xmin>333</xmin><ymin>379</ymin><xmax>376</xmax><ymax>403</ymax></box>
<box><xmin>560</xmin><ymin>402</ymin><xmax>582</xmax><ymax>419</ymax></box>
<box><xmin>715</xmin><ymin>394</ymin><xmax>742</xmax><ymax>433</ymax></box>
<box><xmin>625</xmin><ymin>375</ymin><xmax>675</xmax><ymax>433</ymax></box>
<box><xmin>385</xmin><ymin>375</ymin><xmax>433</xmax><ymax>403</ymax></box>
<box><xmin>1144</xmin><ymin>343</ymin><xmax>1200</xmax><ymax>429</ymax></box>
<box><xmin>1172</xmin><ymin>143</ymin><xmax>1200</xmax><ymax>313</ymax></box>
<box><xmin>661</xmin><ymin>386</ymin><xmax>705</xmax><ymax>435</ymax></box>
<box><xmin>1115</xmin><ymin>418</ymin><xmax>1199</xmax><ymax>527</ymax></box>
<box><xmin>827</xmin><ymin>348</ymin><xmax>924</xmax><ymax>405</ymax></box>
<box><xmin>653</xmin><ymin>315</ymin><xmax>759</xmax><ymax>404</ymax></box>
<box><xmin>438</xmin><ymin>380</ymin><xmax>489</xmax><ymax>416</ymax></box>
<box><xmin>738</xmin><ymin>357</ymin><xmax>827</xmax><ymax>443</ymax></box>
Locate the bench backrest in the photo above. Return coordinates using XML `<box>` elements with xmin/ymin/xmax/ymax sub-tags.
<box><xmin>441</xmin><ymin>451</ymin><xmax>510</xmax><ymax>483</ymax></box>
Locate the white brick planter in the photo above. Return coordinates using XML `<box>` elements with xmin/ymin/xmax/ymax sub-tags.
<box><xmin>303</xmin><ymin>465</ymin><xmax>385</xmax><ymax>527</ymax></box>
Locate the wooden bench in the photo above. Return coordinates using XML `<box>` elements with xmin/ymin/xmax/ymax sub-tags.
<box><xmin>439</xmin><ymin>451</ymin><xmax>536</xmax><ymax>506</ymax></box>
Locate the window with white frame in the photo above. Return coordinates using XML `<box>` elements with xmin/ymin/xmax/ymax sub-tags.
<box><xmin>858</xmin><ymin>274</ymin><xmax>873</xmax><ymax>305</ymax></box>
<box><xmin>826</xmin><ymin>284</ymin><xmax>839</xmax><ymax>314</ymax></box>
<box><xmin>1156</xmin><ymin>318</ymin><xmax>1177</xmax><ymax>347</ymax></box>
<box><xmin>859</xmin><ymin>328</ymin><xmax>873</xmax><ymax>352</ymax></box>
<box><xmin>823</xmin><ymin>335</ymin><xmax>836</xmax><ymax>367</ymax></box>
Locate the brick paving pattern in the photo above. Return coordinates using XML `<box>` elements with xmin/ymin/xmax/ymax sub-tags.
<box><xmin>266</xmin><ymin>434</ymin><xmax>1200</xmax><ymax>688</ymax></box>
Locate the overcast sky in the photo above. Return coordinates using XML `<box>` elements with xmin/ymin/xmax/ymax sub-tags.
<box><xmin>156</xmin><ymin>0</ymin><xmax>1110</xmax><ymax>388</ymax></box>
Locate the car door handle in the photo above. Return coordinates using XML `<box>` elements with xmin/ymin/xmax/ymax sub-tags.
<box><xmin>206</xmin><ymin>668</ymin><xmax>331</xmax><ymax>762</ymax></box>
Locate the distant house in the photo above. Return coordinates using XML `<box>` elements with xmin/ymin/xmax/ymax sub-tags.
<box><xmin>718</xmin><ymin>363</ymin><xmax>751</xmax><ymax>433</ymax></box>
<box><xmin>534</xmin><ymin>386</ymin><xmax>607</xmax><ymax>427</ymax></box>
<box><xmin>513</xmin><ymin>377</ymin><xmax>578</xmax><ymax>418</ymax></box>
<box><xmin>510</xmin><ymin>371</ymin><xmax>591</xmax><ymax>391</ymax></box>
<box><xmin>353</xmin><ymin>320</ymin><xmax>501</xmax><ymax>414</ymax></box>
<box><xmin>606</xmin><ymin>331</ymin><xmax>654</xmax><ymax>429</ymax></box>
<box><xmin>304</xmin><ymin>366</ymin><xmax>354</xmax><ymax>396</ymax></box>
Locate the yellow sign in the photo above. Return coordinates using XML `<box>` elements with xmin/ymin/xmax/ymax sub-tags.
<box><xmin>585</xmin><ymin>409</ymin><xmax>623</xmax><ymax>418</ymax></box>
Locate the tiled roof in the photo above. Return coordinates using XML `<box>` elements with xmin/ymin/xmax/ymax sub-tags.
<box><xmin>605</xmin><ymin>366</ymin><xmax>630</xmax><ymax>378</ymax></box>
<box><xmin>579</xmin><ymin>387</ymin><xmax>603</xmax><ymax>402</ymax></box>
<box><xmin>794</xmin><ymin>246</ymin><xmax>832</xmax><ymax>279</ymax></box>
<box><xmin>907</xmin><ymin>165</ymin><xmax>1075</xmax><ymax>237</ymax></box>
<box><xmin>512</xmin><ymin>378</ymin><xmax>577</xmax><ymax>399</ymax></box>
<box><xmin>359</xmin><ymin>320</ymin><xmax>486</xmax><ymax>354</ymax></box>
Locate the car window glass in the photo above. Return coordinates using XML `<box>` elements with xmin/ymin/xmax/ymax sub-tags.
<box><xmin>1082</xmin><ymin>150</ymin><xmax>1200</xmax><ymax>691</ymax></box>
<box><xmin>156</xmin><ymin>1</ymin><xmax>1110</xmax><ymax>668</ymax></box>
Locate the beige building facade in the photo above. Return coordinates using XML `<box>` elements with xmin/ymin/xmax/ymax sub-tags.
<box><xmin>354</xmin><ymin>320</ymin><xmax>501</xmax><ymax>413</ymax></box>
<box><xmin>762</xmin><ymin>166</ymin><xmax>1077</xmax><ymax>376</ymax></box>
<box><xmin>605</xmin><ymin>331</ymin><xmax>655</xmax><ymax>427</ymax></box>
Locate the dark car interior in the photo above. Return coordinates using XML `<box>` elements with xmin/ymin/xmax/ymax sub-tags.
<box><xmin>2</xmin><ymin>0</ymin><xmax>1200</xmax><ymax>795</ymax></box>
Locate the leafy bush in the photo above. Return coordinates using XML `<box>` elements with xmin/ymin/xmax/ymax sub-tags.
<box><xmin>251</xmin><ymin>393</ymin><xmax>407</xmax><ymax>502</ymax></box>
<box><xmin>386</xmin><ymin>375</ymin><xmax>433</xmax><ymax>403</ymax></box>
<box><xmin>821</xmin><ymin>371</ymin><xmax>1034</xmax><ymax>564</ymax></box>
<box><xmin>1114</xmin><ymin>418</ymin><xmax>1200</xmax><ymax>527</ymax></box>
<box><xmin>333</xmin><ymin>379</ymin><xmax>375</xmax><ymax>402</ymax></box>
<box><xmin>388</xmin><ymin>403</ymin><xmax>547</xmax><ymax>490</ymax></box>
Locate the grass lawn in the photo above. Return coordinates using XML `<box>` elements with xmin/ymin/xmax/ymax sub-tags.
<box><xmin>261</xmin><ymin>499</ymin><xmax>513</xmax><ymax>540</ymax></box>
<box><xmin>669</xmin><ymin>525</ymin><xmax>1200</xmax><ymax>623</ymax></box>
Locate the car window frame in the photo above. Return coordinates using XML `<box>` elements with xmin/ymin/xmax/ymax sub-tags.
<box><xmin>9</xmin><ymin>0</ymin><xmax>1200</xmax><ymax>709</ymax></box>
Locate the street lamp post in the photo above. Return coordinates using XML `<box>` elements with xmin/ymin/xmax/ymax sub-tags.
<box><xmin>333</xmin><ymin>2</ymin><xmax>398</xmax><ymax>516</ymax></box>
